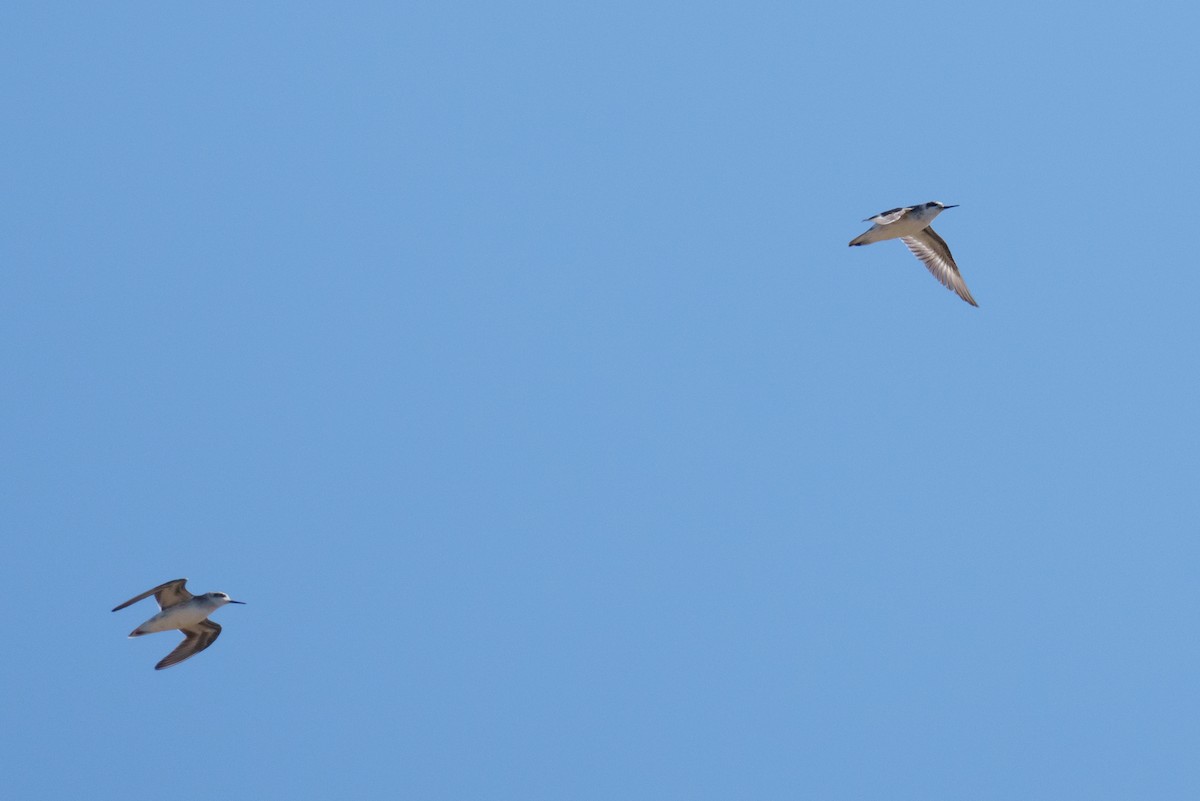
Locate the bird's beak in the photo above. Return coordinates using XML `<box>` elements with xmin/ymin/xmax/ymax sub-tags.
<box><xmin>943</xmin><ymin>204</ymin><xmax>959</xmax><ymax>209</ymax></box>
<box><xmin>229</xmin><ymin>600</ymin><xmax>247</xmax><ymax>604</ymax></box>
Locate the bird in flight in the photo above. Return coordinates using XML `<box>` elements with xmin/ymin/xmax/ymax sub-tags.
<box><xmin>112</xmin><ymin>578</ymin><xmax>245</xmax><ymax>670</ymax></box>
<box><xmin>849</xmin><ymin>201</ymin><xmax>978</xmax><ymax>307</ymax></box>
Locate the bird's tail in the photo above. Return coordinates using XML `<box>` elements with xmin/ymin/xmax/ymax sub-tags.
<box><xmin>848</xmin><ymin>228</ymin><xmax>879</xmax><ymax>247</ymax></box>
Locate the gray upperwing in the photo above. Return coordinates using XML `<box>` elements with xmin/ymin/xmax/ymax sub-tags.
<box><xmin>111</xmin><ymin>578</ymin><xmax>192</xmax><ymax>612</ymax></box>
<box><xmin>866</xmin><ymin>206</ymin><xmax>911</xmax><ymax>224</ymax></box>
<box><xmin>155</xmin><ymin>620</ymin><xmax>222</xmax><ymax>670</ymax></box>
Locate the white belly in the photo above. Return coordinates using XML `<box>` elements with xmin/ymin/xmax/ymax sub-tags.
<box><xmin>138</xmin><ymin>602</ymin><xmax>211</xmax><ymax>633</ymax></box>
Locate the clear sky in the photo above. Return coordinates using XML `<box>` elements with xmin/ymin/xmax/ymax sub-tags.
<box><xmin>5</xmin><ymin>2</ymin><xmax>1200</xmax><ymax>799</ymax></box>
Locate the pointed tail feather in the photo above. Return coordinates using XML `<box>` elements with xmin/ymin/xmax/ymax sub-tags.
<box><xmin>849</xmin><ymin>227</ymin><xmax>883</xmax><ymax>247</ymax></box>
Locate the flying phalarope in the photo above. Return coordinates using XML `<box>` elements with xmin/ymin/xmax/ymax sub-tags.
<box><xmin>112</xmin><ymin>578</ymin><xmax>244</xmax><ymax>670</ymax></box>
<box><xmin>849</xmin><ymin>201</ymin><xmax>978</xmax><ymax>307</ymax></box>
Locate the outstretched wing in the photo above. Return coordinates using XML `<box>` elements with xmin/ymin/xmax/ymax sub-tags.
<box><xmin>900</xmin><ymin>227</ymin><xmax>979</xmax><ymax>307</ymax></box>
<box><xmin>866</xmin><ymin>206</ymin><xmax>911</xmax><ymax>224</ymax></box>
<box><xmin>111</xmin><ymin>578</ymin><xmax>193</xmax><ymax>612</ymax></box>
<box><xmin>156</xmin><ymin>620</ymin><xmax>222</xmax><ymax>670</ymax></box>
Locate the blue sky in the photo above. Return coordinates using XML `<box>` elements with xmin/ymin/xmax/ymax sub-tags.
<box><xmin>5</xmin><ymin>2</ymin><xmax>1200</xmax><ymax>799</ymax></box>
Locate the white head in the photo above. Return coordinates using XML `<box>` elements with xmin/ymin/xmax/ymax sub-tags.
<box><xmin>924</xmin><ymin>201</ymin><xmax>958</xmax><ymax>218</ymax></box>
<box><xmin>206</xmin><ymin>591</ymin><xmax>246</xmax><ymax>607</ymax></box>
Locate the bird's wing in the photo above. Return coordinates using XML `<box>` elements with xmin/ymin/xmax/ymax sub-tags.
<box><xmin>156</xmin><ymin>620</ymin><xmax>222</xmax><ymax>670</ymax></box>
<box><xmin>900</xmin><ymin>227</ymin><xmax>979</xmax><ymax>307</ymax></box>
<box><xmin>111</xmin><ymin>578</ymin><xmax>193</xmax><ymax>612</ymax></box>
<box><xmin>866</xmin><ymin>206</ymin><xmax>910</xmax><ymax>224</ymax></box>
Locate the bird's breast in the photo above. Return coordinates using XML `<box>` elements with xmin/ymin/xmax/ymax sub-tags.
<box><xmin>140</xmin><ymin>602</ymin><xmax>213</xmax><ymax>632</ymax></box>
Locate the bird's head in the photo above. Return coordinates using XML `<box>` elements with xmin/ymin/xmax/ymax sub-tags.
<box><xmin>207</xmin><ymin>591</ymin><xmax>246</xmax><ymax>606</ymax></box>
